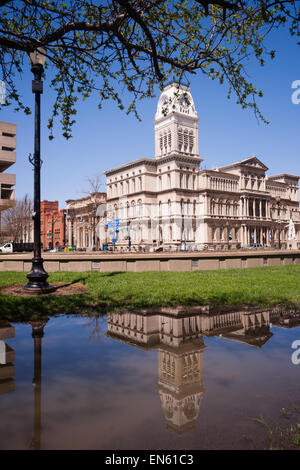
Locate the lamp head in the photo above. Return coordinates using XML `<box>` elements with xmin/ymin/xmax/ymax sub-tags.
<box><xmin>29</xmin><ymin>47</ymin><xmax>46</xmax><ymax>66</ymax></box>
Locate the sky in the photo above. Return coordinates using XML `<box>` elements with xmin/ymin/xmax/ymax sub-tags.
<box><xmin>1</xmin><ymin>24</ymin><xmax>300</xmax><ymax>210</ymax></box>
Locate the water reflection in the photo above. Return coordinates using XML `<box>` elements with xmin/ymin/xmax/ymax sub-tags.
<box><xmin>29</xmin><ymin>319</ymin><xmax>48</xmax><ymax>450</ymax></box>
<box><xmin>1</xmin><ymin>305</ymin><xmax>300</xmax><ymax>449</ymax></box>
<box><xmin>105</xmin><ymin>306</ymin><xmax>300</xmax><ymax>434</ymax></box>
<box><xmin>0</xmin><ymin>321</ymin><xmax>15</xmax><ymax>395</ymax></box>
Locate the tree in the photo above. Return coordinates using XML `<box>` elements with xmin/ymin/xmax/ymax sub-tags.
<box><xmin>82</xmin><ymin>174</ymin><xmax>106</xmax><ymax>249</ymax></box>
<box><xmin>0</xmin><ymin>0</ymin><xmax>299</xmax><ymax>137</ymax></box>
<box><xmin>1</xmin><ymin>194</ymin><xmax>33</xmax><ymax>242</ymax></box>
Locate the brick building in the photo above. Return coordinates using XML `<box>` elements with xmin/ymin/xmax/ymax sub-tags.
<box><xmin>40</xmin><ymin>200</ymin><xmax>66</xmax><ymax>250</ymax></box>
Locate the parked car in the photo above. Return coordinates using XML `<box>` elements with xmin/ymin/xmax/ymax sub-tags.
<box><xmin>247</xmin><ymin>243</ymin><xmax>263</xmax><ymax>249</ymax></box>
<box><xmin>0</xmin><ymin>242</ymin><xmax>34</xmax><ymax>253</ymax></box>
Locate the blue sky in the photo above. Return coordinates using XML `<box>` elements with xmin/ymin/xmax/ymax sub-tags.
<box><xmin>1</xmin><ymin>25</ymin><xmax>300</xmax><ymax>209</ymax></box>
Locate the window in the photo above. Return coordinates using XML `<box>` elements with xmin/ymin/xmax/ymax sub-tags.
<box><xmin>184</xmin><ymin>130</ymin><xmax>188</xmax><ymax>151</ymax></box>
<box><xmin>168</xmin><ymin>131</ymin><xmax>172</xmax><ymax>151</ymax></box>
<box><xmin>131</xmin><ymin>201</ymin><xmax>136</xmax><ymax>217</ymax></box>
<box><xmin>159</xmin><ymin>176</ymin><xmax>162</xmax><ymax>191</ymax></box>
<box><xmin>163</xmin><ymin>132</ymin><xmax>167</xmax><ymax>154</ymax></box>
<box><xmin>160</xmin><ymin>133</ymin><xmax>163</xmax><ymax>154</ymax></box>
<box><xmin>137</xmin><ymin>199</ymin><xmax>142</xmax><ymax>217</ymax></box>
<box><xmin>226</xmin><ymin>201</ymin><xmax>230</xmax><ymax>216</ymax></box>
<box><xmin>186</xmin><ymin>200</ymin><xmax>190</xmax><ymax>215</ymax></box>
<box><xmin>189</xmin><ymin>131</ymin><xmax>194</xmax><ymax>153</ymax></box>
<box><xmin>218</xmin><ymin>201</ymin><xmax>222</xmax><ymax>215</ymax></box>
<box><xmin>178</xmin><ymin>128</ymin><xmax>183</xmax><ymax>151</ymax></box>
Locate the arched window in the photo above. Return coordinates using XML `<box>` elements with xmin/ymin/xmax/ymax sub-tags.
<box><xmin>189</xmin><ymin>131</ymin><xmax>194</xmax><ymax>153</ymax></box>
<box><xmin>187</xmin><ymin>199</ymin><xmax>190</xmax><ymax>215</ymax></box>
<box><xmin>131</xmin><ymin>200</ymin><xmax>136</xmax><ymax>217</ymax></box>
<box><xmin>168</xmin><ymin>130</ymin><xmax>172</xmax><ymax>151</ymax></box>
<box><xmin>159</xmin><ymin>201</ymin><xmax>162</xmax><ymax>217</ymax></box>
<box><xmin>168</xmin><ymin>199</ymin><xmax>171</xmax><ymax>216</ymax></box>
<box><xmin>160</xmin><ymin>133</ymin><xmax>163</xmax><ymax>155</ymax></box>
<box><xmin>178</xmin><ymin>127</ymin><xmax>183</xmax><ymax>151</ymax></box>
<box><xmin>226</xmin><ymin>201</ymin><xmax>230</xmax><ymax>216</ymax></box>
<box><xmin>180</xmin><ymin>199</ymin><xmax>184</xmax><ymax>215</ymax></box>
<box><xmin>114</xmin><ymin>204</ymin><xmax>118</xmax><ymax>219</ymax></box>
<box><xmin>137</xmin><ymin>199</ymin><xmax>142</xmax><ymax>217</ymax></box>
<box><xmin>183</xmin><ymin>129</ymin><xmax>188</xmax><ymax>151</ymax></box>
<box><xmin>218</xmin><ymin>200</ymin><xmax>223</xmax><ymax>215</ymax></box>
<box><xmin>186</xmin><ymin>174</ymin><xmax>189</xmax><ymax>188</ymax></box>
<box><xmin>163</xmin><ymin>131</ymin><xmax>167</xmax><ymax>154</ymax></box>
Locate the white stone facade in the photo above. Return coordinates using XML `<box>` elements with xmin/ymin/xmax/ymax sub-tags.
<box><xmin>104</xmin><ymin>82</ymin><xmax>300</xmax><ymax>251</ymax></box>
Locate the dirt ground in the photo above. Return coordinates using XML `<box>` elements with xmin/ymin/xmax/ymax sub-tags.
<box><xmin>0</xmin><ymin>282</ymin><xmax>88</xmax><ymax>297</ymax></box>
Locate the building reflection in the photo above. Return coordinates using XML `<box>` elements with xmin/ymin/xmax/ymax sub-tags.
<box><xmin>106</xmin><ymin>306</ymin><xmax>290</xmax><ymax>434</ymax></box>
<box><xmin>0</xmin><ymin>321</ymin><xmax>15</xmax><ymax>395</ymax></box>
<box><xmin>1</xmin><ymin>306</ymin><xmax>300</xmax><ymax>443</ymax></box>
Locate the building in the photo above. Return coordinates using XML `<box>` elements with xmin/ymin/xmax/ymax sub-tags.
<box><xmin>104</xmin><ymin>82</ymin><xmax>300</xmax><ymax>251</ymax></box>
<box><xmin>0</xmin><ymin>121</ymin><xmax>16</xmax><ymax>227</ymax></box>
<box><xmin>66</xmin><ymin>192</ymin><xmax>106</xmax><ymax>251</ymax></box>
<box><xmin>40</xmin><ymin>200</ymin><xmax>65</xmax><ymax>250</ymax></box>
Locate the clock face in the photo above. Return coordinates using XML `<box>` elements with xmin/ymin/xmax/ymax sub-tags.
<box><xmin>179</xmin><ymin>94</ymin><xmax>190</xmax><ymax>109</ymax></box>
<box><xmin>160</xmin><ymin>95</ymin><xmax>169</xmax><ymax>115</ymax></box>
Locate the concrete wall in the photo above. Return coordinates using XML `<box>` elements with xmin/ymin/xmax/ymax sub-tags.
<box><xmin>1</xmin><ymin>250</ymin><xmax>300</xmax><ymax>273</ymax></box>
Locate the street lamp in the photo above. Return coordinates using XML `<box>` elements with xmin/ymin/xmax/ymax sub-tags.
<box><xmin>24</xmin><ymin>47</ymin><xmax>54</xmax><ymax>292</ymax></box>
<box><xmin>276</xmin><ymin>196</ymin><xmax>281</xmax><ymax>250</ymax></box>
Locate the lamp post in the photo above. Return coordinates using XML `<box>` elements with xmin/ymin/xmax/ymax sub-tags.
<box><xmin>276</xmin><ymin>196</ymin><xmax>281</xmax><ymax>250</ymax></box>
<box><xmin>24</xmin><ymin>47</ymin><xmax>54</xmax><ymax>292</ymax></box>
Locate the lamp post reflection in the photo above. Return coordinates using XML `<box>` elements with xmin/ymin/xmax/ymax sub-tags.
<box><xmin>28</xmin><ymin>319</ymin><xmax>48</xmax><ymax>451</ymax></box>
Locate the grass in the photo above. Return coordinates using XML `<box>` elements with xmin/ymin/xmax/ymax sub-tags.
<box><xmin>1</xmin><ymin>264</ymin><xmax>300</xmax><ymax>320</ymax></box>
<box><xmin>253</xmin><ymin>406</ymin><xmax>300</xmax><ymax>450</ymax></box>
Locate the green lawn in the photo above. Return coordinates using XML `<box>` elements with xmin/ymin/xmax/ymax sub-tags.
<box><xmin>1</xmin><ymin>265</ymin><xmax>300</xmax><ymax>320</ymax></box>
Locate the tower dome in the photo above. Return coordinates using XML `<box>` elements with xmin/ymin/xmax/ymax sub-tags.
<box><xmin>154</xmin><ymin>82</ymin><xmax>199</xmax><ymax>159</ymax></box>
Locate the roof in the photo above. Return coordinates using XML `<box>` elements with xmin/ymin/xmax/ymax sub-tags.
<box><xmin>216</xmin><ymin>156</ymin><xmax>269</xmax><ymax>172</ymax></box>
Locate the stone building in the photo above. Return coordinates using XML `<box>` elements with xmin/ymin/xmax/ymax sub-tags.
<box><xmin>40</xmin><ymin>200</ymin><xmax>65</xmax><ymax>250</ymax></box>
<box><xmin>66</xmin><ymin>192</ymin><xmax>106</xmax><ymax>250</ymax></box>
<box><xmin>104</xmin><ymin>82</ymin><xmax>300</xmax><ymax>251</ymax></box>
<box><xmin>0</xmin><ymin>121</ymin><xmax>16</xmax><ymax>219</ymax></box>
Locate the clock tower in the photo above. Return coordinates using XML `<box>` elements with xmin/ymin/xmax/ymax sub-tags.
<box><xmin>154</xmin><ymin>82</ymin><xmax>199</xmax><ymax>159</ymax></box>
